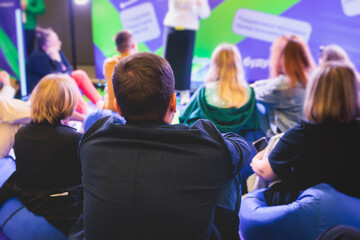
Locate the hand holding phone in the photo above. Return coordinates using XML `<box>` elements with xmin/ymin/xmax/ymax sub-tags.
<box><xmin>252</xmin><ymin>137</ymin><xmax>268</xmax><ymax>153</ymax></box>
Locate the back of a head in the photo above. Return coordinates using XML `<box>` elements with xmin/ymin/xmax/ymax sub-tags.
<box><xmin>270</xmin><ymin>35</ymin><xmax>315</xmax><ymax>87</ymax></box>
<box><xmin>304</xmin><ymin>62</ymin><xmax>360</xmax><ymax>124</ymax></box>
<box><xmin>30</xmin><ymin>74</ymin><xmax>79</xmax><ymax>124</ymax></box>
<box><xmin>112</xmin><ymin>52</ymin><xmax>174</xmax><ymax>121</ymax></box>
<box><xmin>35</xmin><ymin>26</ymin><xmax>53</xmax><ymax>50</ymax></box>
<box><xmin>319</xmin><ymin>44</ymin><xmax>352</xmax><ymax>65</ymax></box>
<box><xmin>206</xmin><ymin>43</ymin><xmax>247</xmax><ymax>108</ymax></box>
<box><xmin>207</xmin><ymin>43</ymin><xmax>244</xmax><ymax>83</ymax></box>
<box><xmin>115</xmin><ymin>30</ymin><xmax>135</xmax><ymax>53</ymax></box>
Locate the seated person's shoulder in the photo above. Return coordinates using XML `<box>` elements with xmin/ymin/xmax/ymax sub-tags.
<box><xmin>190</xmin><ymin>119</ymin><xmax>217</xmax><ymax>130</ymax></box>
<box><xmin>28</xmin><ymin>48</ymin><xmax>46</xmax><ymax>60</ymax></box>
<box><xmin>162</xmin><ymin>119</ymin><xmax>221</xmax><ymax>140</ymax></box>
<box><xmin>268</xmin><ymin>75</ymin><xmax>289</xmax><ymax>91</ymax></box>
<box><xmin>187</xmin><ymin>119</ymin><xmax>225</xmax><ymax>138</ymax></box>
<box><xmin>255</xmin><ymin>75</ymin><xmax>288</xmax><ymax>91</ymax></box>
<box><xmin>104</xmin><ymin>55</ymin><xmax>121</xmax><ymax>66</ymax></box>
<box><xmin>57</xmin><ymin>125</ymin><xmax>83</xmax><ymax>144</ymax></box>
<box><xmin>82</xmin><ymin>115</ymin><xmax>124</xmax><ymax>140</ymax></box>
<box><xmin>280</xmin><ymin>121</ymin><xmax>307</xmax><ymax>140</ymax></box>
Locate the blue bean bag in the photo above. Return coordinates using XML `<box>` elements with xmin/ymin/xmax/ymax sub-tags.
<box><xmin>0</xmin><ymin>197</ymin><xmax>67</xmax><ymax>240</ymax></box>
<box><xmin>0</xmin><ymin>157</ymin><xmax>15</xmax><ymax>188</ymax></box>
<box><xmin>0</xmin><ymin>158</ymin><xmax>67</xmax><ymax>240</ymax></box>
<box><xmin>0</xmin><ymin>230</ymin><xmax>8</xmax><ymax>240</ymax></box>
<box><xmin>239</xmin><ymin>183</ymin><xmax>360</xmax><ymax>240</ymax></box>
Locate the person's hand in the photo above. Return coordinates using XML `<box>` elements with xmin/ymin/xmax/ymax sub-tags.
<box><xmin>250</xmin><ymin>149</ymin><xmax>266</xmax><ymax>174</ymax></box>
<box><xmin>250</xmin><ymin>148</ymin><xmax>278</xmax><ymax>181</ymax></box>
<box><xmin>45</xmin><ymin>47</ymin><xmax>62</xmax><ymax>62</ymax></box>
<box><xmin>0</xmin><ymin>71</ymin><xmax>11</xmax><ymax>86</ymax></box>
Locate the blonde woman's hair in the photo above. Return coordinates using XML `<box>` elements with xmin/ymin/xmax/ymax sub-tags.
<box><xmin>270</xmin><ymin>35</ymin><xmax>316</xmax><ymax>88</ymax></box>
<box><xmin>205</xmin><ymin>43</ymin><xmax>248</xmax><ymax>108</ymax></box>
<box><xmin>303</xmin><ymin>62</ymin><xmax>360</xmax><ymax>124</ymax></box>
<box><xmin>30</xmin><ymin>74</ymin><xmax>79</xmax><ymax>124</ymax></box>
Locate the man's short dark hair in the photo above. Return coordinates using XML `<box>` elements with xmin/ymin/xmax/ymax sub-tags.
<box><xmin>35</xmin><ymin>27</ymin><xmax>52</xmax><ymax>49</ymax></box>
<box><xmin>112</xmin><ymin>52</ymin><xmax>175</xmax><ymax>121</ymax></box>
<box><xmin>114</xmin><ymin>30</ymin><xmax>134</xmax><ymax>53</ymax></box>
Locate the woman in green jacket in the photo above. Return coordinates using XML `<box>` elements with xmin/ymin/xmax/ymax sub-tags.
<box><xmin>180</xmin><ymin>43</ymin><xmax>261</xmax><ymax>137</ymax></box>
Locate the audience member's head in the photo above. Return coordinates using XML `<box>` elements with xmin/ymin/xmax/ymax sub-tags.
<box><xmin>35</xmin><ymin>27</ymin><xmax>62</xmax><ymax>52</ymax></box>
<box><xmin>319</xmin><ymin>44</ymin><xmax>350</xmax><ymax>63</ymax></box>
<box><xmin>206</xmin><ymin>43</ymin><xmax>248</xmax><ymax>108</ymax></box>
<box><xmin>112</xmin><ymin>52</ymin><xmax>176</xmax><ymax>122</ymax></box>
<box><xmin>304</xmin><ymin>62</ymin><xmax>360</xmax><ymax>124</ymax></box>
<box><xmin>270</xmin><ymin>35</ymin><xmax>315</xmax><ymax>88</ymax></box>
<box><xmin>30</xmin><ymin>74</ymin><xmax>79</xmax><ymax>124</ymax></box>
<box><xmin>318</xmin><ymin>44</ymin><xmax>356</xmax><ymax>69</ymax></box>
<box><xmin>114</xmin><ymin>30</ymin><xmax>137</xmax><ymax>54</ymax></box>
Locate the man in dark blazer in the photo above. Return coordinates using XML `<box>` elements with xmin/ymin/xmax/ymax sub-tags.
<box><xmin>79</xmin><ymin>52</ymin><xmax>250</xmax><ymax>240</ymax></box>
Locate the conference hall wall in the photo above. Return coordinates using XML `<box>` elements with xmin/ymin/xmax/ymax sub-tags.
<box><xmin>0</xmin><ymin>0</ymin><xmax>25</xmax><ymax>81</ymax></box>
<box><xmin>92</xmin><ymin>0</ymin><xmax>360</xmax><ymax>86</ymax></box>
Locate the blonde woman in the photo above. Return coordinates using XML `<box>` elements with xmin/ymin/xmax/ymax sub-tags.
<box><xmin>0</xmin><ymin>74</ymin><xmax>83</xmax><ymax>236</ymax></box>
<box><xmin>251</xmin><ymin>62</ymin><xmax>360</xmax><ymax>206</ymax></box>
<box><xmin>180</xmin><ymin>43</ymin><xmax>260</xmax><ymax>136</ymax></box>
<box><xmin>252</xmin><ymin>35</ymin><xmax>316</xmax><ymax>136</ymax></box>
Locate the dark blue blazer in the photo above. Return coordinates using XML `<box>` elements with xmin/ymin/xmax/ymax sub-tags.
<box><xmin>80</xmin><ymin>116</ymin><xmax>250</xmax><ymax>240</ymax></box>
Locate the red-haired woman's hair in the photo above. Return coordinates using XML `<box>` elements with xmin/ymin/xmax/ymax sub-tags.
<box><xmin>270</xmin><ymin>35</ymin><xmax>316</xmax><ymax>88</ymax></box>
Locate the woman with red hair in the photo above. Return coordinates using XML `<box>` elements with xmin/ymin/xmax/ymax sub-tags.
<box><xmin>253</xmin><ymin>35</ymin><xmax>316</xmax><ymax>136</ymax></box>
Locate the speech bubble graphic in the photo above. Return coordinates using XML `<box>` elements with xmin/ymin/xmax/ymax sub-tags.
<box><xmin>120</xmin><ymin>2</ymin><xmax>160</xmax><ymax>43</ymax></box>
<box><xmin>341</xmin><ymin>0</ymin><xmax>360</xmax><ymax>17</ymax></box>
<box><xmin>232</xmin><ymin>9</ymin><xmax>312</xmax><ymax>43</ymax></box>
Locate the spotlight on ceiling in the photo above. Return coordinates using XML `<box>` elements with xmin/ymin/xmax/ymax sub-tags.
<box><xmin>74</xmin><ymin>0</ymin><xmax>89</xmax><ymax>5</ymax></box>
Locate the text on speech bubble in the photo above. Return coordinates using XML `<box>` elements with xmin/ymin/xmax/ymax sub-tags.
<box><xmin>120</xmin><ymin>2</ymin><xmax>160</xmax><ymax>43</ymax></box>
<box><xmin>232</xmin><ymin>9</ymin><xmax>312</xmax><ymax>43</ymax></box>
<box><xmin>341</xmin><ymin>0</ymin><xmax>360</xmax><ymax>17</ymax></box>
